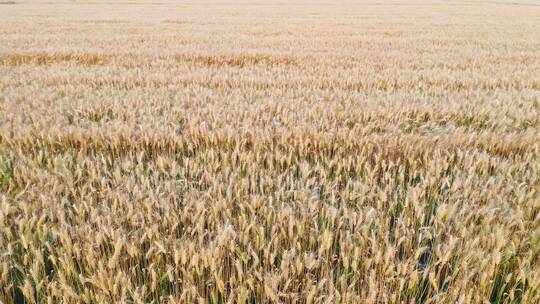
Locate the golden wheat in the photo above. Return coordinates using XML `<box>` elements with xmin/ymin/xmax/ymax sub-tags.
<box><xmin>1</xmin><ymin>0</ymin><xmax>539</xmax><ymax>303</ymax></box>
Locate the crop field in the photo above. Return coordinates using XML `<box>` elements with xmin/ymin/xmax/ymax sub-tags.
<box><xmin>0</xmin><ymin>0</ymin><xmax>539</xmax><ymax>303</ymax></box>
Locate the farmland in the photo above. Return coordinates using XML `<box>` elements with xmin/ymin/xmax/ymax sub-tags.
<box><xmin>1</xmin><ymin>0</ymin><xmax>539</xmax><ymax>303</ymax></box>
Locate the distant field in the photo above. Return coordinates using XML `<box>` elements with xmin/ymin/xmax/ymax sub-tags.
<box><xmin>1</xmin><ymin>1</ymin><xmax>539</xmax><ymax>303</ymax></box>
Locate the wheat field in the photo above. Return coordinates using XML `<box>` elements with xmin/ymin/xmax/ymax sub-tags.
<box><xmin>1</xmin><ymin>0</ymin><xmax>539</xmax><ymax>303</ymax></box>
